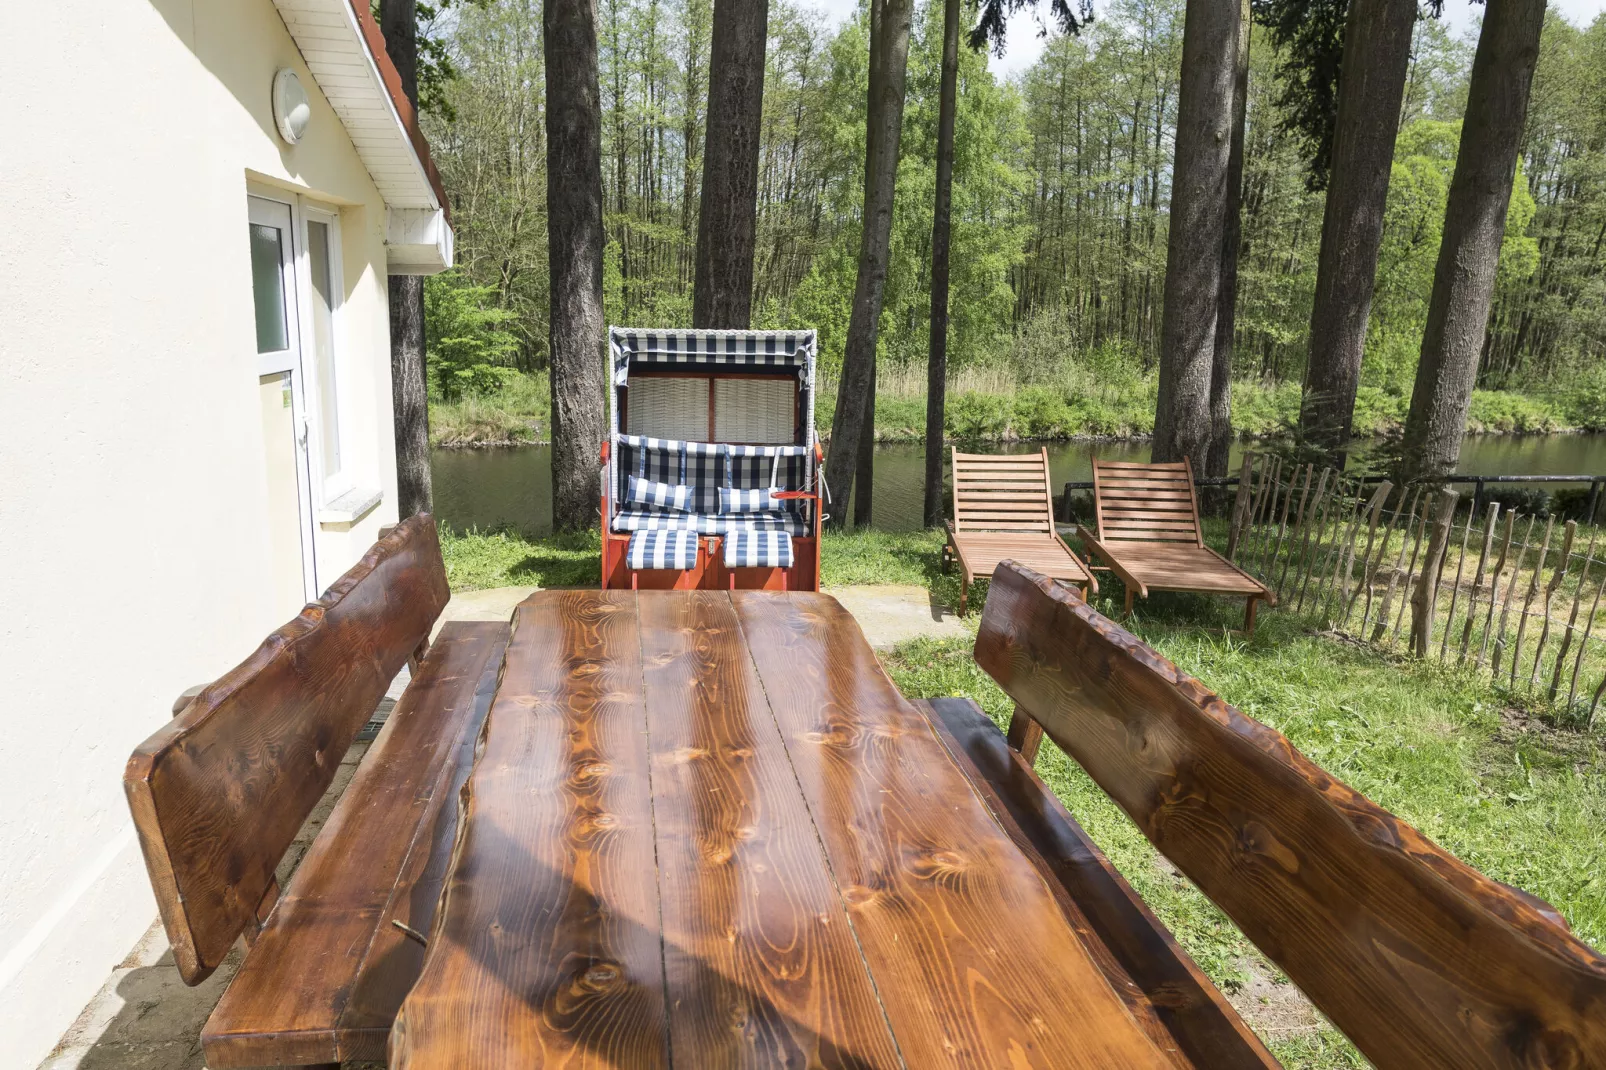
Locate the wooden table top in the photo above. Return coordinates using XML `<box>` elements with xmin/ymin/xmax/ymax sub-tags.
<box><xmin>390</xmin><ymin>589</ymin><xmax>1176</xmax><ymax>1069</ymax></box>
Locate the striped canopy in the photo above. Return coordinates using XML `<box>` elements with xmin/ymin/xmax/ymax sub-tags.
<box><xmin>609</xmin><ymin>327</ymin><xmax>817</xmax><ymax>385</ymax></box>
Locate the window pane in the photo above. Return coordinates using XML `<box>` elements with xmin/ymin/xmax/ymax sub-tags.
<box><xmin>307</xmin><ymin>220</ymin><xmax>341</xmax><ymax>479</ymax></box>
<box><xmin>249</xmin><ymin>223</ymin><xmax>289</xmax><ymax>354</ymax></box>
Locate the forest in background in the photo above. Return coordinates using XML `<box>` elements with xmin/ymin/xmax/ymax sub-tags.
<box><xmin>422</xmin><ymin>0</ymin><xmax>1606</xmax><ymax>445</ymax></box>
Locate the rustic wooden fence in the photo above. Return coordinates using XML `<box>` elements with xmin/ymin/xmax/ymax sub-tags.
<box><xmin>1225</xmin><ymin>452</ymin><xmax>1606</xmax><ymax>722</ymax></box>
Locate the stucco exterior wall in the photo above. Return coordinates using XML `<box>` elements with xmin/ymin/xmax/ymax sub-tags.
<box><xmin>0</xmin><ymin>1</ymin><xmax>406</xmax><ymax>1062</ymax></box>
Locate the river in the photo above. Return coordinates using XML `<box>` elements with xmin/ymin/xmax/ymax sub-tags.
<box><xmin>431</xmin><ymin>434</ymin><xmax>1606</xmax><ymax>537</ymax></box>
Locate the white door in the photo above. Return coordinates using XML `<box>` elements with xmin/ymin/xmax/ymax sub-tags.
<box><xmin>248</xmin><ymin>194</ymin><xmax>319</xmax><ymax>616</ymax></box>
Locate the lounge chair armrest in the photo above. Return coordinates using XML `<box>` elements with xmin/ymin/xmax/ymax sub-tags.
<box><xmin>1075</xmin><ymin>527</ymin><xmax>1148</xmax><ymax>599</ymax></box>
<box><xmin>771</xmin><ymin>491</ymin><xmax>817</xmax><ymax>501</ymax></box>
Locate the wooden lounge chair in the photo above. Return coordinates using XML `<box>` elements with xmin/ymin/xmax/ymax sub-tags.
<box><xmin>1078</xmin><ymin>456</ymin><xmax>1273</xmax><ymax>631</ymax></box>
<box><xmin>943</xmin><ymin>447</ymin><xmax>1095</xmax><ymax>613</ymax></box>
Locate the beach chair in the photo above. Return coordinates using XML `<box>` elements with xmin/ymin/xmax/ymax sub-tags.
<box><xmin>1078</xmin><ymin>456</ymin><xmax>1273</xmax><ymax>631</ymax></box>
<box><xmin>943</xmin><ymin>447</ymin><xmax>1095</xmax><ymax>614</ymax></box>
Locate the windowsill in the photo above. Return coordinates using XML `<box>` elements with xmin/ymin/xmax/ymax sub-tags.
<box><xmin>319</xmin><ymin>487</ymin><xmax>383</xmax><ymax>529</ymax></box>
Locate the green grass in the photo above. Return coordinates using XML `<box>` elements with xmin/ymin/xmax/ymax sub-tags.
<box><xmin>439</xmin><ymin>526</ymin><xmax>599</xmax><ymax>589</ymax></box>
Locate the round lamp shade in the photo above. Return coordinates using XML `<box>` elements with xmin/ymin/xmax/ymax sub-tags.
<box><xmin>272</xmin><ymin>68</ymin><xmax>311</xmax><ymax>145</ymax></box>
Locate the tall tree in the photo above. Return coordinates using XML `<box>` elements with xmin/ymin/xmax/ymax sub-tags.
<box><xmin>924</xmin><ymin>0</ymin><xmax>962</xmax><ymax>528</ymax></box>
<box><xmin>1153</xmin><ymin>0</ymin><xmax>1239</xmax><ymax>469</ymax></box>
<box><xmin>1294</xmin><ymin>0</ymin><xmax>1418</xmax><ymax>459</ymax></box>
<box><xmin>1400</xmin><ymin>0</ymin><xmax>1548</xmax><ymax>482</ymax></box>
<box><xmin>546</xmin><ymin>0</ymin><xmax>609</xmax><ymax>529</ymax></box>
<box><xmin>381</xmin><ymin>0</ymin><xmax>434</xmax><ymax>517</ymax></box>
<box><xmin>1208</xmin><ymin>0</ymin><xmax>1251</xmax><ymax>481</ymax></box>
<box><xmin>823</xmin><ymin>0</ymin><xmax>915</xmax><ymax>526</ymax></box>
<box><xmin>693</xmin><ymin>0</ymin><xmax>769</xmax><ymax>326</ymax></box>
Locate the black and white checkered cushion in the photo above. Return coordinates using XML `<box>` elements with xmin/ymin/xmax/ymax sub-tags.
<box><xmin>626</xmin><ymin>529</ymin><xmax>699</xmax><ymax>570</ymax></box>
<box><xmin>625</xmin><ymin>475</ymin><xmax>696</xmax><ymax>512</ymax></box>
<box><xmin>724</xmin><ymin>529</ymin><xmax>794</xmax><ymax>569</ymax></box>
<box><xmin>611</xmin><ymin>508</ymin><xmax>808</xmax><ymax>537</ymax></box>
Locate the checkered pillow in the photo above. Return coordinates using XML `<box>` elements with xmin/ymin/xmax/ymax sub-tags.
<box><xmin>719</xmin><ymin>486</ymin><xmax>783</xmax><ymax>515</ymax></box>
<box><xmin>625</xmin><ymin>475</ymin><xmax>697</xmax><ymax>512</ymax></box>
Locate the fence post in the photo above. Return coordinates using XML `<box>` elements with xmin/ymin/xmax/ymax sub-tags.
<box><xmin>1589</xmin><ymin>478</ymin><xmax>1602</xmax><ymax>526</ymax></box>
<box><xmin>1411</xmin><ymin>489</ymin><xmax>1459</xmax><ymax>657</ymax></box>
<box><xmin>1226</xmin><ymin>453</ymin><xmax>1254</xmax><ymax>560</ymax></box>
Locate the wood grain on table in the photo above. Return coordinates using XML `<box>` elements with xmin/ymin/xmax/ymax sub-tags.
<box><xmin>394</xmin><ymin>589</ymin><xmax>1177</xmax><ymax>1068</ymax></box>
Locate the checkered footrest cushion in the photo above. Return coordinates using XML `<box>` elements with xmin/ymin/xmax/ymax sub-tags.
<box><xmin>626</xmin><ymin>529</ymin><xmax>700</xmax><ymax>570</ymax></box>
<box><xmin>724</xmin><ymin>529</ymin><xmax>794</xmax><ymax>569</ymax></box>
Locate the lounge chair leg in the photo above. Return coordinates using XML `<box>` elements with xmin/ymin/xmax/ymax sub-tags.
<box><xmin>1245</xmin><ymin>596</ymin><xmax>1258</xmax><ymax>634</ymax></box>
<box><xmin>1006</xmin><ymin>705</ymin><xmax>1044</xmax><ymax>767</ymax></box>
<box><xmin>959</xmin><ymin>581</ymin><xmax>968</xmax><ymax>616</ymax></box>
<box><xmin>1123</xmin><ymin>588</ymin><xmax>1134</xmax><ymax>618</ymax></box>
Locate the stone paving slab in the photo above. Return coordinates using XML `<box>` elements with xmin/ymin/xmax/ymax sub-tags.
<box><xmin>40</xmin><ymin>584</ymin><xmax>961</xmax><ymax>1069</ymax></box>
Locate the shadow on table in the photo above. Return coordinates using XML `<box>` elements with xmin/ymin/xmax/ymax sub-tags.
<box><xmin>402</xmin><ymin>820</ymin><xmax>898</xmax><ymax>1069</ymax></box>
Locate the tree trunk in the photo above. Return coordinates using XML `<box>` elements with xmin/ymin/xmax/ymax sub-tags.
<box><xmin>854</xmin><ymin>359</ymin><xmax>877</xmax><ymax>526</ymax></box>
<box><xmin>1208</xmin><ymin>0</ymin><xmax>1250</xmax><ymax>483</ymax></box>
<box><xmin>380</xmin><ymin>0</ymin><xmax>432</xmax><ymax>517</ymax></box>
<box><xmin>823</xmin><ymin>0</ymin><xmax>914</xmax><ymax>526</ymax></box>
<box><xmin>546</xmin><ymin>0</ymin><xmax>608</xmax><ymax>531</ymax></box>
<box><xmin>1400</xmin><ymin>0</ymin><xmax>1547</xmax><ymax>483</ymax></box>
<box><xmin>1296</xmin><ymin>0</ymin><xmax>1416</xmax><ymax>461</ymax></box>
<box><xmin>924</xmin><ymin>0</ymin><xmax>959</xmax><ymax>529</ymax></box>
<box><xmin>693</xmin><ymin>0</ymin><xmax>769</xmax><ymax>327</ymax></box>
<box><xmin>1154</xmin><ymin>0</ymin><xmax>1239</xmax><ymax>469</ymax></box>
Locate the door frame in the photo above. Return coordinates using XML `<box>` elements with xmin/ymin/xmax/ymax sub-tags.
<box><xmin>248</xmin><ymin>191</ymin><xmax>320</xmax><ymax>601</ymax></box>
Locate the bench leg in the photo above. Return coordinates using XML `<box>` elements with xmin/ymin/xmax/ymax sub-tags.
<box><xmin>1006</xmin><ymin>705</ymin><xmax>1044</xmax><ymax>767</ymax></box>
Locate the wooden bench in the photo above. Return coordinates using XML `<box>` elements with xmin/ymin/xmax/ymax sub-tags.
<box><xmin>1079</xmin><ymin>456</ymin><xmax>1272</xmax><ymax>630</ymax></box>
<box><xmin>977</xmin><ymin>561</ymin><xmax>1606</xmax><ymax>1069</ymax></box>
<box><xmin>943</xmin><ymin>446</ymin><xmax>1095</xmax><ymax>613</ymax></box>
<box><xmin>123</xmin><ymin>514</ymin><xmax>510</xmax><ymax>1067</ymax></box>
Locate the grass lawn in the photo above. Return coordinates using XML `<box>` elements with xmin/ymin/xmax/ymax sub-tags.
<box><xmin>440</xmin><ymin>522</ymin><xmax>1606</xmax><ymax>1067</ymax></box>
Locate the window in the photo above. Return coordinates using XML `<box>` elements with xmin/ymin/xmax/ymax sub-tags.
<box><xmin>304</xmin><ymin>215</ymin><xmax>343</xmax><ymax>488</ymax></box>
<box><xmin>626</xmin><ymin>373</ymin><xmax>798</xmax><ymax>444</ymax></box>
<box><xmin>249</xmin><ymin>222</ymin><xmax>290</xmax><ymax>355</ymax></box>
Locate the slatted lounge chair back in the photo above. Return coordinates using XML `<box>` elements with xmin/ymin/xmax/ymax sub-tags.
<box><xmin>1091</xmin><ymin>457</ymin><xmax>1204</xmax><ymax>546</ymax></box>
<box><xmin>951</xmin><ymin>448</ymin><xmax>1057</xmax><ymax>535</ymax></box>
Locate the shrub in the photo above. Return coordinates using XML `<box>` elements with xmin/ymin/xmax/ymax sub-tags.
<box><xmin>1467</xmin><ymin>391</ymin><xmax>1560</xmax><ymax>433</ymax></box>
<box><xmin>424</xmin><ymin>271</ymin><xmax>521</xmax><ymax>401</ymax></box>
<box><xmin>1012</xmin><ymin>386</ymin><xmax>1073</xmax><ymax>439</ymax></box>
<box><xmin>946</xmin><ymin>392</ymin><xmax>1012</xmax><ymax>440</ymax></box>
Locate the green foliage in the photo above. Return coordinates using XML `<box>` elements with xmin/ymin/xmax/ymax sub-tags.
<box><xmin>945</xmin><ymin>392</ymin><xmax>1012</xmax><ymax>440</ymax></box>
<box><xmin>424</xmin><ymin>271</ymin><xmax>521</xmax><ymax>401</ymax></box>
<box><xmin>430</xmin><ymin>370</ymin><xmax>550</xmax><ymax>447</ymax></box>
<box><xmin>1466</xmin><ymin>390</ymin><xmax>1561</xmax><ymax>433</ymax></box>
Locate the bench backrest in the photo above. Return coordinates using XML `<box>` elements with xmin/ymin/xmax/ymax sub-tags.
<box><xmin>124</xmin><ymin>514</ymin><xmax>451</xmax><ymax>984</ymax></box>
<box><xmin>950</xmin><ymin>447</ymin><xmax>1056</xmax><ymax>534</ymax></box>
<box><xmin>975</xmin><ymin>561</ymin><xmax>1606</xmax><ymax>1070</ymax></box>
<box><xmin>1091</xmin><ymin>457</ymin><xmax>1203</xmax><ymax>545</ymax></box>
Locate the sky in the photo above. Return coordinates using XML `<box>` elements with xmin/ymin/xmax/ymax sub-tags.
<box><xmin>805</xmin><ymin>0</ymin><xmax>1606</xmax><ymax>81</ymax></box>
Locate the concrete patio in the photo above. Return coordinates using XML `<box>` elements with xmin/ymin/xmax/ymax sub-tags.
<box><xmin>36</xmin><ymin>584</ymin><xmax>967</xmax><ymax>1069</ymax></box>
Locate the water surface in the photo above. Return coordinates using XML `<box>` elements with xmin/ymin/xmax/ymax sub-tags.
<box><xmin>432</xmin><ymin>434</ymin><xmax>1606</xmax><ymax>538</ymax></box>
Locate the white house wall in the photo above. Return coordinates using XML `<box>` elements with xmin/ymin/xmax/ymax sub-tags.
<box><xmin>0</xmin><ymin>1</ymin><xmax>408</xmax><ymax>1062</ymax></box>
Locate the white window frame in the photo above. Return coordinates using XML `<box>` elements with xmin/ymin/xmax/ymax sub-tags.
<box><xmin>297</xmin><ymin>202</ymin><xmax>352</xmax><ymax>502</ymax></box>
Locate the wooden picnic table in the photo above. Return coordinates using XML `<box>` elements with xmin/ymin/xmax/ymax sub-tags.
<box><xmin>389</xmin><ymin>589</ymin><xmax>1189</xmax><ymax>1068</ymax></box>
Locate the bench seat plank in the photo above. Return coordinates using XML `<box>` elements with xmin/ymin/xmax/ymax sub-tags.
<box><xmin>201</xmin><ymin>621</ymin><xmax>509</xmax><ymax>1068</ymax></box>
<box><xmin>916</xmin><ymin>697</ymin><xmax>1277</xmax><ymax>1069</ymax></box>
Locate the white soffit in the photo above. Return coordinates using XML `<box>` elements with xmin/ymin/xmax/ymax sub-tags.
<box><xmin>270</xmin><ymin>0</ymin><xmax>441</xmax><ymax>213</ymax></box>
